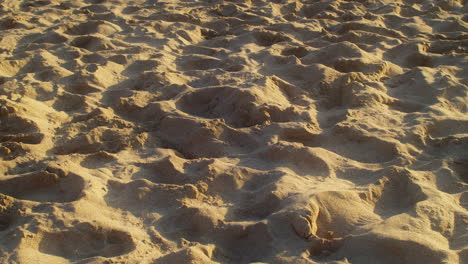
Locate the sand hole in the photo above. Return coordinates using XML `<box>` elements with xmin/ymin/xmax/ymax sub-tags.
<box><xmin>373</xmin><ymin>170</ymin><xmax>428</xmax><ymax>216</ymax></box>
<box><xmin>0</xmin><ymin>115</ymin><xmax>43</xmax><ymax>144</ymax></box>
<box><xmin>0</xmin><ymin>171</ymin><xmax>85</xmax><ymax>203</ymax></box>
<box><xmin>0</xmin><ymin>215</ymin><xmax>11</xmax><ymax>232</ymax></box>
<box><xmin>52</xmin><ymin>93</ymin><xmax>86</xmax><ymax>112</ymax></box>
<box><xmin>81</xmin><ymin>151</ymin><xmax>117</xmax><ymax>169</ymax></box>
<box><xmin>66</xmin><ymin>20</ymin><xmax>119</xmax><ymax>36</ymax></box>
<box><xmin>70</xmin><ymin>36</ymin><xmax>114</xmax><ymax>51</ymax></box>
<box><xmin>38</xmin><ymin>224</ymin><xmax>135</xmax><ymax>259</ymax></box>
<box><xmin>0</xmin><ymin>142</ymin><xmax>27</xmax><ymax>160</ymax></box>
<box><xmin>281</xmin><ymin>47</ymin><xmax>309</xmax><ymax>58</ymax></box>
<box><xmin>254</xmin><ymin>31</ymin><xmax>289</xmax><ymax>47</ymax></box>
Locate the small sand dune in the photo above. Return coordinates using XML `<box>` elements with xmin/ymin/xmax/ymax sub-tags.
<box><xmin>0</xmin><ymin>0</ymin><xmax>467</xmax><ymax>263</ymax></box>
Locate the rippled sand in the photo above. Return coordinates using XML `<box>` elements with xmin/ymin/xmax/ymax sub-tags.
<box><xmin>0</xmin><ymin>0</ymin><xmax>467</xmax><ymax>263</ymax></box>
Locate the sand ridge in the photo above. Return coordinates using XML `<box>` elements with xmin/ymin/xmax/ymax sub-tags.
<box><xmin>0</xmin><ymin>0</ymin><xmax>467</xmax><ymax>263</ymax></box>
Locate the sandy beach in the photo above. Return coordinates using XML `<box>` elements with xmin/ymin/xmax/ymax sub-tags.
<box><xmin>0</xmin><ymin>0</ymin><xmax>467</xmax><ymax>263</ymax></box>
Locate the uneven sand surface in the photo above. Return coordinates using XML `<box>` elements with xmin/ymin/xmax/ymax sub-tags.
<box><xmin>0</xmin><ymin>0</ymin><xmax>467</xmax><ymax>263</ymax></box>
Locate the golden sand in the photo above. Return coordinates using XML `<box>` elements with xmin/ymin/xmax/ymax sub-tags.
<box><xmin>0</xmin><ymin>0</ymin><xmax>467</xmax><ymax>263</ymax></box>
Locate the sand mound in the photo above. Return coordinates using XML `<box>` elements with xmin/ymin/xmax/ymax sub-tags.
<box><xmin>0</xmin><ymin>0</ymin><xmax>467</xmax><ymax>263</ymax></box>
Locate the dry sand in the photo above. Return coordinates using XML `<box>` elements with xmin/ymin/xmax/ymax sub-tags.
<box><xmin>0</xmin><ymin>0</ymin><xmax>467</xmax><ymax>263</ymax></box>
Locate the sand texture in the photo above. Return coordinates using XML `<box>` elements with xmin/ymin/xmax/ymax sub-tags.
<box><xmin>0</xmin><ymin>0</ymin><xmax>467</xmax><ymax>263</ymax></box>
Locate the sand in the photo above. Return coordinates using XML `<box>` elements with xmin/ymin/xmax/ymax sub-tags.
<box><xmin>0</xmin><ymin>0</ymin><xmax>467</xmax><ymax>263</ymax></box>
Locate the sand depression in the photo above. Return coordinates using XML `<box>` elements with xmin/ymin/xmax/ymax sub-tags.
<box><xmin>0</xmin><ymin>0</ymin><xmax>467</xmax><ymax>263</ymax></box>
